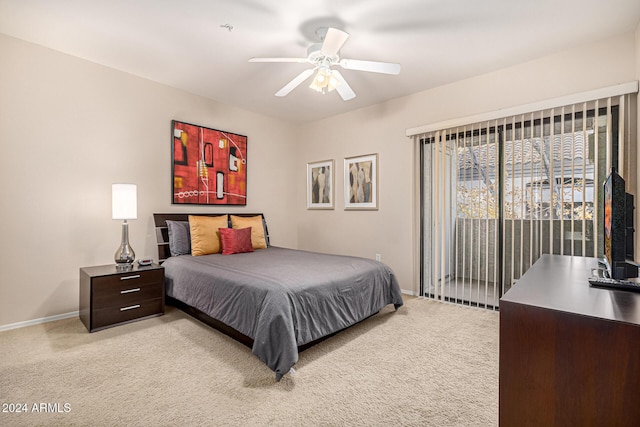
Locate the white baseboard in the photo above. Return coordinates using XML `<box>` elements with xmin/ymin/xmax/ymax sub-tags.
<box><xmin>401</xmin><ymin>289</ymin><xmax>418</xmax><ymax>297</ymax></box>
<box><xmin>0</xmin><ymin>311</ymin><xmax>79</xmax><ymax>332</ymax></box>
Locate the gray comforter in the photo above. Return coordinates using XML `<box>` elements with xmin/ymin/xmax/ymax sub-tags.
<box><xmin>162</xmin><ymin>246</ymin><xmax>403</xmax><ymax>380</ymax></box>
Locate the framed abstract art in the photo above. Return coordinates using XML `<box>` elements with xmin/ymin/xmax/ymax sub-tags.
<box><xmin>344</xmin><ymin>153</ymin><xmax>378</xmax><ymax>210</ymax></box>
<box><xmin>307</xmin><ymin>159</ymin><xmax>334</xmax><ymax>209</ymax></box>
<box><xmin>171</xmin><ymin>120</ymin><xmax>247</xmax><ymax>205</ymax></box>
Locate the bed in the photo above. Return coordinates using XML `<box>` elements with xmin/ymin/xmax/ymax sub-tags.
<box><xmin>154</xmin><ymin>213</ymin><xmax>403</xmax><ymax>380</ymax></box>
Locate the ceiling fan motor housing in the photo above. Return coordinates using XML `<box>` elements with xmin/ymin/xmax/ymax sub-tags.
<box><xmin>307</xmin><ymin>44</ymin><xmax>339</xmax><ymax>65</ymax></box>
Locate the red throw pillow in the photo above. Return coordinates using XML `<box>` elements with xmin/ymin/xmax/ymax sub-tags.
<box><xmin>218</xmin><ymin>227</ymin><xmax>254</xmax><ymax>255</ymax></box>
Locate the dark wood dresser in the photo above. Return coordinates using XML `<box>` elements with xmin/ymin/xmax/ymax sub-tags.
<box><xmin>499</xmin><ymin>254</ymin><xmax>640</xmax><ymax>426</ymax></box>
<box><xmin>79</xmin><ymin>263</ymin><xmax>164</xmax><ymax>332</ymax></box>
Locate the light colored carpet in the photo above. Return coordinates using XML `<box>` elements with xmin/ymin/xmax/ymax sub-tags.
<box><xmin>0</xmin><ymin>298</ymin><xmax>499</xmax><ymax>426</ymax></box>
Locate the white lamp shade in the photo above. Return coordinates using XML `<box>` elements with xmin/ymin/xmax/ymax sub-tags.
<box><xmin>112</xmin><ymin>184</ymin><xmax>137</xmax><ymax>220</ymax></box>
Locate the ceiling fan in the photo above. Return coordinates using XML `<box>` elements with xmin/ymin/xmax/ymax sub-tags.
<box><xmin>248</xmin><ymin>27</ymin><xmax>401</xmax><ymax>101</ymax></box>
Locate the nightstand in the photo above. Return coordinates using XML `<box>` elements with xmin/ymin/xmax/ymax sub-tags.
<box><xmin>79</xmin><ymin>263</ymin><xmax>165</xmax><ymax>332</ymax></box>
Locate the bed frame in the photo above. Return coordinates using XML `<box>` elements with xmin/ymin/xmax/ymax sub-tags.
<box><xmin>153</xmin><ymin>213</ymin><xmax>330</xmax><ymax>353</ymax></box>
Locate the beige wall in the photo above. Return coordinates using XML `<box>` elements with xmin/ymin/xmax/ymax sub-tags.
<box><xmin>636</xmin><ymin>22</ymin><xmax>640</xmax><ymax>260</ymax></box>
<box><xmin>0</xmin><ymin>34</ymin><xmax>298</xmax><ymax>327</ymax></box>
<box><xmin>1</xmin><ymin>28</ymin><xmax>638</xmax><ymax>327</ymax></box>
<box><xmin>296</xmin><ymin>31</ymin><xmax>639</xmax><ymax>295</ymax></box>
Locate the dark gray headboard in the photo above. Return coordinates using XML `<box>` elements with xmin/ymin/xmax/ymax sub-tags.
<box><xmin>153</xmin><ymin>213</ymin><xmax>270</xmax><ymax>263</ymax></box>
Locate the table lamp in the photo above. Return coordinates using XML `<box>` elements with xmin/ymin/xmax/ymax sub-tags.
<box><xmin>112</xmin><ymin>183</ymin><xmax>137</xmax><ymax>266</ymax></box>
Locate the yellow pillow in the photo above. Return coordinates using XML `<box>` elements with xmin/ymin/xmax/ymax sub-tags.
<box><xmin>189</xmin><ymin>215</ymin><xmax>228</xmax><ymax>256</ymax></box>
<box><xmin>230</xmin><ymin>215</ymin><xmax>267</xmax><ymax>249</ymax></box>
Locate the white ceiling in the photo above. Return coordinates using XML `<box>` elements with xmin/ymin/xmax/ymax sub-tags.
<box><xmin>1</xmin><ymin>0</ymin><xmax>640</xmax><ymax>124</ymax></box>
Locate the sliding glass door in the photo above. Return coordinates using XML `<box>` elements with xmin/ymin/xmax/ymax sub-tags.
<box><xmin>419</xmin><ymin>100</ymin><xmax>627</xmax><ymax>308</ymax></box>
<box><xmin>499</xmin><ymin>108</ymin><xmax>610</xmax><ymax>294</ymax></box>
<box><xmin>421</xmin><ymin>126</ymin><xmax>499</xmax><ymax>308</ymax></box>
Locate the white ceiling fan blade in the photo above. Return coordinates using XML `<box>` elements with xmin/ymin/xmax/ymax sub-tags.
<box><xmin>331</xmin><ymin>70</ymin><xmax>356</xmax><ymax>101</ymax></box>
<box><xmin>275</xmin><ymin>69</ymin><xmax>315</xmax><ymax>97</ymax></box>
<box><xmin>249</xmin><ymin>57</ymin><xmax>308</xmax><ymax>64</ymax></box>
<box><xmin>339</xmin><ymin>59</ymin><xmax>401</xmax><ymax>75</ymax></box>
<box><xmin>321</xmin><ymin>28</ymin><xmax>349</xmax><ymax>57</ymax></box>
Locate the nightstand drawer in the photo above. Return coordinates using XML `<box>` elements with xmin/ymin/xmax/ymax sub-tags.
<box><xmin>92</xmin><ymin>269</ymin><xmax>164</xmax><ymax>298</ymax></box>
<box><xmin>93</xmin><ymin>280</ymin><xmax>163</xmax><ymax>308</ymax></box>
<box><xmin>92</xmin><ymin>297</ymin><xmax>164</xmax><ymax>330</ymax></box>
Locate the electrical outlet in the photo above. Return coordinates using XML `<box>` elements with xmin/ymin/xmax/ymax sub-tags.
<box><xmin>375</xmin><ymin>253</ymin><xmax>381</xmax><ymax>262</ymax></box>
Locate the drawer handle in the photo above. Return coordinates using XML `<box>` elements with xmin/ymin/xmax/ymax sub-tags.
<box><xmin>120</xmin><ymin>304</ymin><xmax>141</xmax><ymax>312</ymax></box>
<box><xmin>120</xmin><ymin>288</ymin><xmax>141</xmax><ymax>294</ymax></box>
<box><xmin>120</xmin><ymin>275</ymin><xmax>141</xmax><ymax>281</ymax></box>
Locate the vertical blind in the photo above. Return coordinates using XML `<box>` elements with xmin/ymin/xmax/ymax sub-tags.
<box><xmin>412</xmin><ymin>85</ymin><xmax>637</xmax><ymax>309</ymax></box>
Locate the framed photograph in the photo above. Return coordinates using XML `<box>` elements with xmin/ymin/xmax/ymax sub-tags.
<box><xmin>344</xmin><ymin>153</ymin><xmax>378</xmax><ymax>210</ymax></box>
<box><xmin>307</xmin><ymin>160</ymin><xmax>334</xmax><ymax>209</ymax></box>
<box><xmin>171</xmin><ymin>120</ymin><xmax>247</xmax><ymax>205</ymax></box>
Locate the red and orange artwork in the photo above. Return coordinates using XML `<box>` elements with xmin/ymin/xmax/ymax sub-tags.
<box><xmin>172</xmin><ymin>120</ymin><xmax>247</xmax><ymax>205</ymax></box>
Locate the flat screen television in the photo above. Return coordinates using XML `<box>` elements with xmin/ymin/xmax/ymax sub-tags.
<box><xmin>603</xmin><ymin>167</ymin><xmax>637</xmax><ymax>280</ymax></box>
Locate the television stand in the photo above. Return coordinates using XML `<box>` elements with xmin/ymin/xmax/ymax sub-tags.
<box><xmin>499</xmin><ymin>254</ymin><xmax>640</xmax><ymax>426</ymax></box>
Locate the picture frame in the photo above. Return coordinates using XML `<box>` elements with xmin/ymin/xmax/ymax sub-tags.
<box><xmin>344</xmin><ymin>153</ymin><xmax>378</xmax><ymax>210</ymax></box>
<box><xmin>171</xmin><ymin>120</ymin><xmax>247</xmax><ymax>205</ymax></box>
<box><xmin>307</xmin><ymin>159</ymin><xmax>334</xmax><ymax>210</ymax></box>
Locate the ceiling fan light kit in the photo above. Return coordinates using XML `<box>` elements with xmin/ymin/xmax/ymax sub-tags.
<box><xmin>309</xmin><ymin>68</ymin><xmax>339</xmax><ymax>94</ymax></box>
<box><xmin>249</xmin><ymin>27</ymin><xmax>401</xmax><ymax>101</ymax></box>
